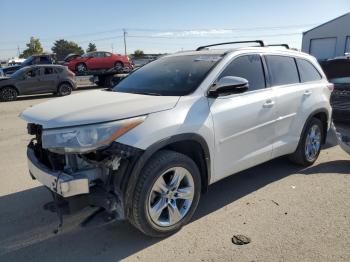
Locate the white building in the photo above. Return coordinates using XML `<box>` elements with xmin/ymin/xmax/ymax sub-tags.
<box><xmin>302</xmin><ymin>13</ymin><xmax>350</xmax><ymax>61</ymax></box>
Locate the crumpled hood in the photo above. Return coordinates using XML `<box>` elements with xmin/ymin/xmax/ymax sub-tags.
<box><xmin>20</xmin><ymin>90</ymin><xmax>180</xmax><ymax>128</ymax></box>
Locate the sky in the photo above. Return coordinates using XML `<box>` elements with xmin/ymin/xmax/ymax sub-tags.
<box><xmin>0</xmin><ymin>0</ymin><xmax>349</xmax><ymax>59</ymax></box>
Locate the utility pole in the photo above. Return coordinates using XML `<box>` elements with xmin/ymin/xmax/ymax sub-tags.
<box><xmin>111</xmin><ymin>43</ymin><xmax>114</xmax><ymax>53</ymax></box>
<box><xmin>17</xmin><ymin>45</ymin><xmax>20</xmax><ymax>57</ymax></box>
<box><xmin>123</xmin><ymin>29</ymin><xmax>127</xmax><ymax>56</ymax></box>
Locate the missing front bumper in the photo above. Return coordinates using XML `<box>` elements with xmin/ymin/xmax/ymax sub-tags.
<box><xmin>27</xmin><ymin>148</ymin><xmax>89</xmax><ymax>197</ymax></box>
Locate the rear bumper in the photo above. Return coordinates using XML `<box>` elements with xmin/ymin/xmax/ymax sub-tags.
<box><xmin>27</xmin><ymin>148</ymin><xmax>89</xmax><ymax>197</ymax></box>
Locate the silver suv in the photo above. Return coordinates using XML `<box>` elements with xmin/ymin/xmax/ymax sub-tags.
<box><xmin>21</xmin><ymin>41</ymin><xmax>332</xmax><ymax>237</ymax></box>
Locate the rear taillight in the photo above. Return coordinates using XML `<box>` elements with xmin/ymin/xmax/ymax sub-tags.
<box><xmin>67</xmin><ymin>70</ymin><xmax>75</xmax><ymax>77</ymax></box>
<box><xmin>327</xmin><ymin>83</ymin><xmax>334</xmax><ymax>92</ymax></box>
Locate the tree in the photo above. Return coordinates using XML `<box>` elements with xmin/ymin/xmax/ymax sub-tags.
<box><xmin>86</xmin><ymin>43</ymin><xmax>97</xmax><ymax>52</ymax></box>
<box><xmin>19</xmin><ymin>37</ymin><xmax>43</xmax><ymax>58</ymax></box>
<box><xmin>52</xmin><ymin>39</ymin><xmax>84</xmax><ymax>61</ymax></box>
<box><xmin>133</xmin><ymin>49</ymin><xmax>144</xmax><ymax>58</ymax></box>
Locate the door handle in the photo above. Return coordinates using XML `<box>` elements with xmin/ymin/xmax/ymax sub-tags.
<box><xmin>263</xmin><ymin>99</ymin><xmax>275</xmax><ymax>108</ymax></box>
<box><xmin>304</xmin><ymin>90</ymin><xmax>312</xmax><ymax>96</ymax></box>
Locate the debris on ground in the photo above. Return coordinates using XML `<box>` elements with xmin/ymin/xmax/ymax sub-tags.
<box><xmin>271</xmin><ymin>200</ymin><xmax>279</xmax><ymax>206</ymax></box>
<box><xmin>232</xmin><ymin>234</ymin><xmax>251</xmax><ymax>245</ymax></box>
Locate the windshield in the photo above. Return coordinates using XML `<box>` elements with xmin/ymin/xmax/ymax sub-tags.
<box><xmin>113</xmin><ymin>54</ymin><xmax>222</xmax><ymax>96</ymax></box>
<box><xmin>21</xmin><ymin>56</ymin><xmax>34</xmax><ymax>66</ymax></box>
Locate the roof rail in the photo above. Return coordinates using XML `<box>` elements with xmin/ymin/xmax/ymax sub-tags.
<box><xmin>196</xmin><ymin>40</ymin><xmax>265</xmax><ymax>51</ymax></box>
<box><xmin>268</xmin><ymin>44</ymin><xmax>290</xmax><ymax>49</ymax></box>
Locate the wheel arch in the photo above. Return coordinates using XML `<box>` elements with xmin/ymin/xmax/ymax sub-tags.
<box><xmin>124</xmin><ymin>133</ymin><xmax>211</xmax><ymax>217</ymax></box>
<box><xmin>57</xmin><ymin>80</ymin><xmax>73</xmax><ymax>91</ymax></box>
<box><xmin>303</xmin><ymin>108</ymin><xmax>330</xmax><ymax>144</ymax></box>
<box><xmin>0</xmin><ymin>85</ymin><xmax>19</xmax><ymax>95</ymax></box>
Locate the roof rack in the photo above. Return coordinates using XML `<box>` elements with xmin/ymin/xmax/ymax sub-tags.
<box><xmin>196</xmin><ymin>40</ymin><xmax>265</xmax><ymax>51</ymax></box>
<box><xmin>268</xmin><ymin>44</ymin><xmax>290</xmax><ymax>49</ymax></box>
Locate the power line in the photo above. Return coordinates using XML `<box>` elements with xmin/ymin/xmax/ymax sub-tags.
<box><xmin>0</xmin><ymin>31</ymin><xmax>303</xmax><ymax>52</ymax></box>
<box><xmin>0</xmin><ymin>23</ymin><xmax>316</xmax><ymax>45</ymax></box>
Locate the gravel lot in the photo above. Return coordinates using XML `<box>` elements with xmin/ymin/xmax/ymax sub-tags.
<box><xmin>0</xmin><ymin>90</ymin><xmax>349</xmax><ymax>262</ymax></box>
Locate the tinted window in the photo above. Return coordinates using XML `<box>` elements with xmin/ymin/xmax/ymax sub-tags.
<box><xmin>25</xmin><ymin>68</ymin><xmax>40</xmax><ymax>78</ymax></box>
<box><xmin>105</xmin><ymin>52</ymin><xmax>111</xmax><ymax>57</ymax></box>
<box><xmin>44</xmin><ymin>67</ymin><xmax>54</xmax><ymax>75</ymax></box>
<box><xmin>114</xmin><ymin>55</ymin><xmax>222</xmax><ymax>96</ymax></box>
<box><xmin>296</xmin><ymin>59</ymin><xmax>322</xmax><ymax>82</ymax></box>
<box><xmin>266</xmin><ymin>55</ymin><xmax>299</xmax><ymax>86</ymax></box>
<box><xmin>39</xmin><ymin>56</ymin><xmax>50</xmax><ymax>63</ymax></box>
<box><xmin>219</xmin><ymin>54</ymin><xmax>266</xmax><ymax>91</ymax></box>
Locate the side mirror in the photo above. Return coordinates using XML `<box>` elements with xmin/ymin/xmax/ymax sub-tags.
<box><xmin>208</xmin><ymin>76</ymin><xmax>249</xmax><ymax>97</ymax></box>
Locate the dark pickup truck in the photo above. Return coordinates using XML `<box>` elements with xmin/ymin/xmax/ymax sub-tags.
<box><xmin>0</xmin><ymin>54</ymin><xmax>56</xmax><ymax>76</ymax></box>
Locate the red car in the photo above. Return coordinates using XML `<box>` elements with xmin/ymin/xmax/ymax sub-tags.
<box><xmin>67</xmin><ymin>51</ymin><xmax>132</xmax><ymax>73</ymax></box>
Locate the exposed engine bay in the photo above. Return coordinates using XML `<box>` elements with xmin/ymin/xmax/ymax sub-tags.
<box><xmin>27</xmin><ymin>123</ymin><xmax>142</xmax><ymax>230</ymax></box>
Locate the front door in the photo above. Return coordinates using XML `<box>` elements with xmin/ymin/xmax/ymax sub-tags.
<box><xmin>16</xmin><ymin>67</ymin><xmax>43</xmax><ymax>95</ymax></box>
<box><xmin>209</xmin><ymin>54</ymin><xmax>277</xmax><ymax>181</ymax></box>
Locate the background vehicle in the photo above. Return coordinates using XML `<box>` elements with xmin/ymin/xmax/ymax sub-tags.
<box><xmin>321</xmin><ymin>55</ymin><xmax>350</xmax><ymax>122</ymax></box>
<box><xmin>61</xmin><ymin>53</ymin><xmax>81</xmax><ymax>65</ymax></box>
<box><xmin>0</xmin><ymin>65</ymin><xmax>76</xmax><ymax>101</ymax></box>
<box><xmin>21</xmin><ymin>41</ymin><xmax>332</xmax><ymax>237</ymax></box>
<box><xmin>67</xmin><ymin>51</ymin><xmax>132</xmax><ymax>74</ymax></box>
<box><xmin>0</xmin><ymin>54</ymin><xmax>56</xmax><ymax>76</ymax></box>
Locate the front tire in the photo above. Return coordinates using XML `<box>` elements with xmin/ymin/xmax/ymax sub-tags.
<box><xmin>289</xmin><ymin>117</ymin><xmax>324</xmax><ymax>166</ymax></box>
<box><xmin>114</xmin><ymin>61</ymin><xmax>124</xmax><ymax>71</ymax></box>
<box><xmin>0</xmin><ymin>87</ymin><xmax>18</xmax><ymax>102</ymax></box>
<box><xmin>76</xmin><ymin>63</ymin><xmax>87</xmax><ymax>74</ymax></box>
<box><xmin>129</xmin><ymin>150</ymin><xmax>201</xmax><ymax>237</ymax></box>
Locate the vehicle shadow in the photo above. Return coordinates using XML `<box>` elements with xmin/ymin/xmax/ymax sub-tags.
<box><xmin>1</xmin><ymin>150</ymin><xmax>349</xmax><ymax>262</ymax></box>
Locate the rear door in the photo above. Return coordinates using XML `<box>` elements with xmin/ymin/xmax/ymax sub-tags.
<box><xmin>103</xmin><ymin>52</ymin><xmax>114</xmax><ymax>68</ymax></box>
<box><xmin>265</xmin><ymin>55</ymin><xmax>322</xmax><ymax>158</ymax></box>
<box><xmin>38</xmin><ymin>67</ymin><xmax>59</xmax><ymax>92</ymax></box>
<box><xmin>209</xmin><ymin>54</ymin><xmax>277</xmax><ymax>180</ymax></box>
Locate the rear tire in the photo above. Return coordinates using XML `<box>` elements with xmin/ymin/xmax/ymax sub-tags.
<box><xmin>57</xmin><ymin>83</ymin><xmax>72</xmax><ymax>96</ymax></box>
<box><xmin>129</xmin><ymin>150</ymin><xmax>201</xmax><ymax>237</ymax></box>
<box><xmin>289</xmin><ymin>117</ymin><xmax>324</xmax><ymax>166</ymax></box>
<box><xmin>0</xmin><ymin>87</ymin><xmax>18</xmax><ymax>102</ymax></box>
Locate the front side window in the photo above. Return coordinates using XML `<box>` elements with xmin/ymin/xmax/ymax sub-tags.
<box><xmin>25</xmin><ymin>68</ymin><xmax>40</xmax><ymax>78</ymax></box>
<box><xmin>114</xmin><ymin>54</ymin><xmax>223</xmax><ymax>96</ymax></box>
<box><xmin>296</xmin><ymin>58</ymin><xmax>322</xmax><ymax>82</ymax></box>
<box><xmin>218</xmin><ymin>54</ymin><xmax>266</xmax><ymax>91</ymax></box>
<box><xmin>266</xmin><ymin>55</ymin><xmax>299</xmax><ymax>86</ymax></box>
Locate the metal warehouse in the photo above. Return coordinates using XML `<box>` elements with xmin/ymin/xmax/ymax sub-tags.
<box><xmin>302</xmin><ymin>13</ymin><xmax>350</xmax><ymax>61</ymax></box>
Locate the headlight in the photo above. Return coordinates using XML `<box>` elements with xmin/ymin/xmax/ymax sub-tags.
<box><xmin>42</xmin><ymin>116</ymin><xmax>146</xmax><ymax>153</ymax></box>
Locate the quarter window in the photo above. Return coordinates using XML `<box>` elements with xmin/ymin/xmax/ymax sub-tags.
<box><xmin>266</xmin><ymin>55</ymin><xmax>299</xmax><ymax>86</ymax></box>
<box><xmin>218</xmin><ymin>54</ymin><xmax>266</xmax><ymax>91</ymax></box>
<box><xmin>296</xmin><ymin>59</ymin><xmax>322</xmax><ymax>82</ymax></box>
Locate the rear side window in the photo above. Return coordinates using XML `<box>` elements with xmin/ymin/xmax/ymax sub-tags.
<box><xmin>219</xmin><ymin>54</ymin><xmax>266</xmax><ymax>91</ymax></box>
<box><xmin>296</xmin><ymin>59</ymin><xmax>322</xmax><ymax>82</ymax></box>
<box><xmin>266</xmin><ymin>55</ymin><xmax>299</xmax><ymax>86</ymax></box>
<box><xmin>44</xmin><ymin>67</ymin><xmax>54</xmax><ymax>75</ymax></box>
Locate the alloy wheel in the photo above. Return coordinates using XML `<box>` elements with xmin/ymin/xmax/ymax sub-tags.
<box><xmin>305</xmin><ymin>124</ymin><xmax>321</xmax><ymax>162</ymax></box>
<box><xmin>1</xmin><ymin>88</ymin><xmax>17</xmax><ymax>101</ymax></box>
<box><xmin>148</xmin><ymin>167</ymin><xmax>194</xmax><ymax>227</ymax></box>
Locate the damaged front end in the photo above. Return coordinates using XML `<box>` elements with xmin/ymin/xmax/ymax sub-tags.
<box><xmin>26</xmin><ymin>123</ymin><xmax>142</xmax><ymax>228</ymax></box>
